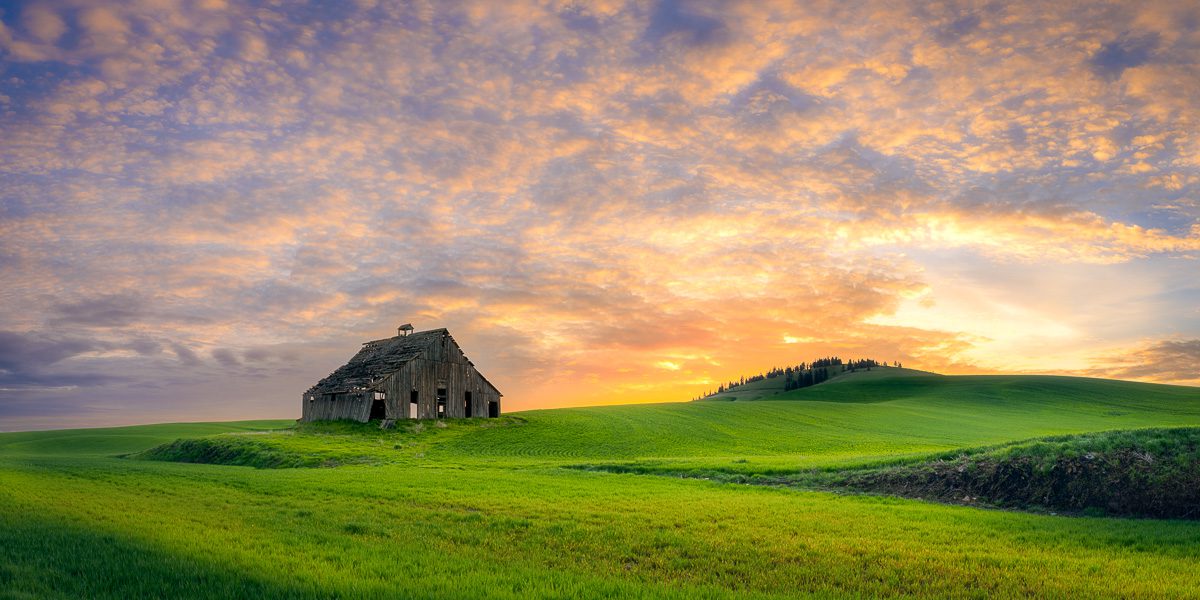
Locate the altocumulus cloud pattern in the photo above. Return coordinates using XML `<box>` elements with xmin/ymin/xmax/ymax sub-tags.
<box><xmin>1</xmin><ymin>0</ymin><xmax>1198</xmax><ymax>430</ymax></box>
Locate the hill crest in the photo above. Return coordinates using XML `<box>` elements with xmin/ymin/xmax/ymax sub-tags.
<box><xmin>699</xmin><ymin>363</ymin><xmax>937</xmax><ymax>402</ymax></box>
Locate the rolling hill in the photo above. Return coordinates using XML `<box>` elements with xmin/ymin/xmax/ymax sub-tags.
<box><xmin>3</xmin><ymin>372</ymin><xmax>1200</xmax><ymax>599</ymax></box>
<box><xmin>700</xmin><ymin>365</ymin><xmax>939</xmax><ymax>401</ymax></box>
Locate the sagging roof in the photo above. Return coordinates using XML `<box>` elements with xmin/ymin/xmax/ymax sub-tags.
<box><xmin>305</xmin><ymin>328</ymin><xmax>449</xmax><ymax>396</ymax></box>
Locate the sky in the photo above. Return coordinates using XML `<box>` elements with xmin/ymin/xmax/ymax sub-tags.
<box><xmin>1</xmin><ymin>0</ymin><xmax>1199</xmax><ymax>431</ymax></box>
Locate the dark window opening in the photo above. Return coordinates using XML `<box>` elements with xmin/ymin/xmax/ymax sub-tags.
<box><xmin>369</xmin><ymin>391</ymin><xmax>386</xmax><ymax>420</ymax></box>
<box><xmin>410</xmin><ymin>390</ymin><xmax>419</xmax><ymax>419</ymax></box>
<box><xmin>464</xmin><ymin>391</ymin><xmax>473</xmax><ymax>418</ymax></box>
<box><xmin>488</xmin><ymin>400</ymin><xmax>499</xmax><ymax>418</ymax></box>
<box><xmin>436</xmin><ymin>387</ymin><xmax>447</xmax><ymax>418</ymax></box>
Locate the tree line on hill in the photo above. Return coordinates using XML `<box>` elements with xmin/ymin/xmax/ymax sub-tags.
<box><xmin>695</xmin><ymin>357</ymin><xmax>903</xmax><ymax>400</ymax></box>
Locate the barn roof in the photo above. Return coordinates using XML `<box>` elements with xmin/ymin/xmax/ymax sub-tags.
<box><xmin>305</xmin><ymin>328</ymin><xmax>449</xmax><ymax>396</ymax></box>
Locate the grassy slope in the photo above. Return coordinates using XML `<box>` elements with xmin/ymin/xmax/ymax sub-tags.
<box><xmin>701</xmin><ymin>374</ymin><xmax>791</xmax><ymax>401</ymax></box>
<box><xmin>438</xmin><ymin>375</ymin><xmax>1200</xmax><ymax>470</ymax></box>
<box><xmin>584</xmin><ymin>427</ymin><xmax>1200</xmax><ymax>519</ymax></box>
<box><xmin>0</xmin><ymin>420</ymin><xmax>293</xmax><ymax>457</ymax></box>
<box><xmin>833</xmin><ymin>427</ymin><xmax>1200</xmax><ymax>518</ymax></box>
<box><xmin>814</xmin><ymin>365</ymin><xmax>940</xmax><ymax>385</ymax></box>
<box><xmin>700</xmin><ymin>366</ymin><xmax>935</xmax><ymax>401</ymax></box>
<box><xmin>3</xmin><ymin>375</ymin><xmax>1200</xmax><ymax>599</ymax></box>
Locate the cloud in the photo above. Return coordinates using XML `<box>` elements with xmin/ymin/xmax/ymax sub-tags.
<box><xmin>211</xmin><ymin>348</ymin><xmax>241</xmax><ymax>368</ymax></box>
<box><xmin>77</xmin><ymin>6</ymin><xmax>131</xmax><ymax>52</ymax></box>
<box><xmin>836</xmin><ymin>207</ymin><xmax>1200</xmax><ymax>264</ymax></box>
<box><xmin>0</xmin><ymin>330</ymin><xmax>128</xmax><ymax>391</ymax></box>
<box><xmin>49</xmin><ymin>294</ymin><xmax>148</xmax><ymax>328</ymax></box>
<box><xmin>0</xmin><ymin>331</ymin><xmax>101</xmax><ymax>373</ymax></box>
<box><xmin>239</xmin><ymin>31</ymin><xmax>268</xmax><ymax>62</ymax></box>
<box><xmin>0</xmin><ymin>0</ymin><xmax>1197</xmax><ymax>428</ymax></box>
<box><xmin>1086</xmin><ymin>339</ymin><xmax>1200</xmax><ymax>385</ymax></box>
<box><xmin>21</xmin><ymin>5</ymin><xmax>67</xmax><ymax>44</ymax></box>
<box><xmin>170</xmin><ymin>343</ymin><xmax>201</xmax><ymax>366</ymax></box>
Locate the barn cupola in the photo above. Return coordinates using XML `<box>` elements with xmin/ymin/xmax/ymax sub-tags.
<box><xmin>398</xmin><ymin>323</ymin><xmax>414</xmax><ymax>336</ymax></box>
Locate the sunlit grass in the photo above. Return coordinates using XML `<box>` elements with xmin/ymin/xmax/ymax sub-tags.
<box><xmin>3</xmin><ymin>374</ymin><xmax>1200</xmax><ymax>598</ymax></box>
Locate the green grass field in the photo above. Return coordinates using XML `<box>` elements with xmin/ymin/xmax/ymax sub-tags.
<box><xmin>3</xmin><ymin>374</ymin><xmax>1200</xmax><ymax>598</ymax></box>
<box><xmin>700</xmin><ymin>365</ymin><xmax>937</xmax><ymax>401</ymax></box>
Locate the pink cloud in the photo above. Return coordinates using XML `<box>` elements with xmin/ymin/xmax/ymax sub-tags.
<box><xmin>1</xmin><ymin>0</ymin><xmax>1198</xmax><ymax>429</ymax></box>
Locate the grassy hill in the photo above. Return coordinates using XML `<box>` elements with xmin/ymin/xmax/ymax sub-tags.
<box><xmin>442</xmin><ymin>374</ymin><xmax>1200</xmax><ymax>470</ymax></box>
<box><xmin>700</xmin><ymin>365</ymin><xmax>936</xmax><ymax>401</ymax></box>
<box><xmin>698</xmin><ymin>372</ymin><xmax>791</xmax><ymax>401</ymax></box>
<box><xmin>3</xmin><ymin>373</ymin><xmax>1200</xmax><ymax>598</ymax></box>
<box><xmin>0</xmin><ymin>420</ymin><xmax>292</xmax><ymax>457</ymax></box>
<box><xmin>813</xmin><ymin>365</ymin><xmax>941</xmax><ymax>386</ymax></box>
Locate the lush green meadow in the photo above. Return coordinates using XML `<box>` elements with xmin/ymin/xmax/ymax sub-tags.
<box><xmin>3</xmin><ymin>374</ymin><xmax>1200</xmax><ymax>598</ymax></box>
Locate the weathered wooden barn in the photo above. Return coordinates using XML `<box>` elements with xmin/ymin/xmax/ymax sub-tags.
<box><xmin>301</xmin><ymin>326</ymin><xmax>502</xmax><ymax>422</ymax></box>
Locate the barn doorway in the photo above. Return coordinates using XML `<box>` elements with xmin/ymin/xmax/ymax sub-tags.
<box><xmin>409</xmin><ymin>390</ymin><xmax>419</xmax><ymax>419</ymax></box>
<box><xmin>488</xmin><ymin>400</ymin><xmax>499</xmax><ymax>418</ymax></box>
<box><xmin>436</xmin><ymin>388</ymin><xmax>447</xmax><ymax>418</ymax></box>
<box><xmin>369</xmin><ymin>391</ymin><xmax>386</xmax><ymax>420</ymax></box>
<box><xmin>464</xmin><ymin>391</ymin><xmax>473</xmax><ymax>418</ymax></box>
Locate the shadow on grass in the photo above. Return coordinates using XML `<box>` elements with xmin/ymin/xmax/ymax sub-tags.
<box><xmin>0</xmin><ymin>512</ymin><xmax>320</xmax><ymax>600</ymax></box>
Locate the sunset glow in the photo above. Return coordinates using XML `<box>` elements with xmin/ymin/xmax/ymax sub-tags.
<box><xmin>1</xmin><ymin>0</ymin><xmax>1198</xmax><ymax>430</ymax></box>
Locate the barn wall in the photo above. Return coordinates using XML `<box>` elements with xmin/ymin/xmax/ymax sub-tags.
<box><xmin>477</xmin><ymin>385</ymin><xmax>500</xmax><ymax>418</ymax></box>
<box><xmin>379</xmin><ymin>357</ymin><xmax>501</xmax><ymax>420</ymax></box>
<box><xmin>300</xmin><ymin>390</ymin><xmax>372</xmax><ymax>422</ymax></box>
<box><xmin>428</xmin><ymin>332</ymin><xmax>469</xmax><ymax>364</ymax></box>
<box><xmin>443</xmin><ymin>333</ymin><xmax>501</xmax><ymax>418</ymax></box>
<box><xmin>381</xmin><ymin>363</ymin><xmax>418</xmax><ymax>419</ymax></box>
<box><xmin>381</xmin><ymin>370</ymin><xmax>401</xmax><ymax>419</ymax></box>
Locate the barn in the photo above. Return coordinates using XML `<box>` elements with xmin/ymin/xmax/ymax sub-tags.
<box><xmin>301</xmin><ymin>326</ymin><xmax>502</xmax><ymax>422</ymax></box>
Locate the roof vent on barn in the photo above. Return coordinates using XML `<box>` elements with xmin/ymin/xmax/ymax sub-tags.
<box><xmin>398</xmin><ymin>323</ymin><xmax>414</xmax><ymax>336</ymax></box>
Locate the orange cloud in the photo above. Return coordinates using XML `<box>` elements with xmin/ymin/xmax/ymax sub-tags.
<box><xmin>1</xmin><ymin>0</ymin><xmax>1198</xmax><ymax>430</ymax></box>
<box><xmin>1083</xmin><ymin>339</ymin><xmax>1200</xmax><ymax>386</ymax></box>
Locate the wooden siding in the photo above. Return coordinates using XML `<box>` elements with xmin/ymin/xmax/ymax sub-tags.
<box><xmin>301</xmin><ymin>389</ymin><xmax>372</xmax><ymax>422</ymax></box>
<box><xmin>381</xmin><ymin>357</ymin><xmax>500</xmax><ymax>420</ymax></box>
<box><xmin>300</xmin><ymin>331</ymin><xmax>501</xmax><ymax>422</ymax></box>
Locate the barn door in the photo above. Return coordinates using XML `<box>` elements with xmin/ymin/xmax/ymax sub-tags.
<box><xmin>487</xmin><ymin>401</ymin><xmax>499</xmax><ymax>418</ymax></box>
<box><xmin>369</xmin><ymin>392</ymin><xmax>386</xmax><ymax>420</ymax></box>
